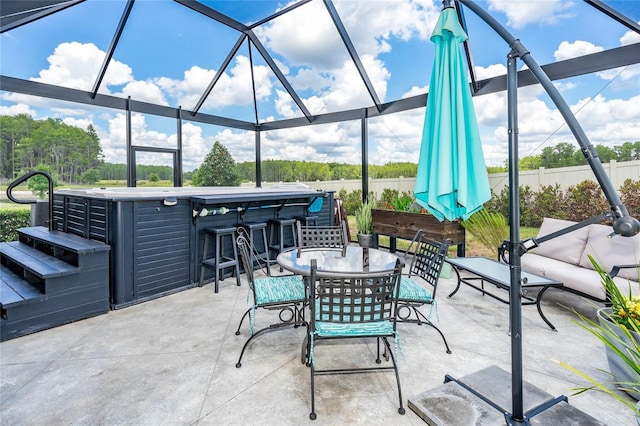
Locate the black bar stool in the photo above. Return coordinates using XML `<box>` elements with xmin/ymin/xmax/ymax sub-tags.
<box><xmin>268</xmin><ymin>217</ymin><xmax>298</xmax><ymax>259</ymax></box>
<box><xmin>200</xmin><ymin>226</ymin><xmax>241</xmax><ymax>293</ymax></box>
<box><xmin>293</xmin><ymin>215</ymin><xmax>319</xmax><ymax>226</ymax></box>
<box><xmin>236</xmin><ymin>222</ymin><xmax>271</xmax><ymax>274</ymax></box>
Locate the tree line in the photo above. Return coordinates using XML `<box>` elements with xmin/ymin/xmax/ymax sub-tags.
<box><xmin>99</xmin><ymin>163</ymin><xmax>176</xmax><ymax>181</ymax></box>
<box><xmin>517</xmin><ymin>141</ymin><xmax>640</xmax><ymax>170</ymax></box>
<box><xmin>1</xmin><ymin>114</ymin><xmax>103</xmax><ymax>184</ymax></box>
<box><xmin>235</xmin><ymin>160</ymin><xmax>419</xmax><ymax>182</ymax></box>
<box><xmin>2</xmin><ymin>115</ymin><xmax>638</xmax><ymax>185</ymax></box>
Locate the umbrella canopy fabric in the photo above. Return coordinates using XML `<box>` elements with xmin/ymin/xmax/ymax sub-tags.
<box><xmin>414</xmin><ymin>7</ymin><xmax>491</xmax><ymax>222</ymax></box>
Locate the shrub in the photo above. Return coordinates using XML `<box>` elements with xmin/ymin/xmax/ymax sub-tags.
<box><xmin>518</xmin><ymin>185</ymin><xmax>536</xmax><ymax>228</ymax></box>
<box><xmin>484</xmin><ymin>179</ymin><xmax>639</xmax><ymax>227</ymax></box>
<box><xmin>379</xmin><ymin>189</ymin><xmax>399</xmax><ymax>210</ymax></box>
<box><xmin>0</xmin><ymin>209</ymin><xmax>30</xmax><ymax>242</ymax></box>
<box><xmin>485</xmin><ymin>186</ymin><xmax>534</xmax><ymax>227</ymax></box>
<box><xmin>530</xmin><ymin>184</ymin><xmax>567</xmax><ymax>226</ymax></box>
<box><xmin>620</xmin><ymin>178</ymin><xmax>640</xmax><ymax>218</ymax></box>
<box><xmin>564</xmin><ymin>180</ymin><xmax>608</xmax><ymax>222</ymax></box>
<box><xmin>80</xmin><ymin>169</ymin><xmax>100</xmax><ymax>184</ymax></box>
<box><xmin>337</xmin><ymin>189</ymin><xmax>362</xmax><ymax>215</ymax></box>
<box><xmin>337</xmin><ymin>189</ymin><xmax>376</xmax><ymax>215</ymax></box>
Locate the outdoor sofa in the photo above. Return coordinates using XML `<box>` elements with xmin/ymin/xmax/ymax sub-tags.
<box><xmin>519</xmin><ymin>217</ymin><xmax>640</xmax><ymax>303</ymax></box>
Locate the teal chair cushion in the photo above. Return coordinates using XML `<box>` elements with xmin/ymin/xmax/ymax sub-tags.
<box><xmin>314</xmin><ymin>320</ymin><xmax>394</xmax><ymax>337</ymax></box>
<box><xmin>399</xmin><ymin>277</ymin><xmax>433</xmax><ymax>302</ymax></box>
<box><xmin>253</xmin><ymin>275</ymin><xmax>306</xmax><ymax>305</ymax></box>
<box><xmin>309</xmin><ymin>321</ymin><xmax>401</xmax><ymax>366</ymax></box>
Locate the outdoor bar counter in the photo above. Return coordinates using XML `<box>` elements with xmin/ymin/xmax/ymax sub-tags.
<box><xmin>52</xmin><ymin>184</ymin><xmax>334</xmax><ymax>308</ymax></box>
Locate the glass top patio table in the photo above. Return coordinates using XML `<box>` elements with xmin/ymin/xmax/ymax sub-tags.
<box><xmin>445</xmin><ymin>256</ymin><xmax>563</xmax><ymax>330</ymax></box>
<box><xmin>276</xmin><ymin>246</ymin><xmax>402</xmax><ymax>276</ymax></box>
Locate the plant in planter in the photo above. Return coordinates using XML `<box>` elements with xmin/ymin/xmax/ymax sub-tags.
<box><xmin>380</xmin><ymin>190</ymin><xmax>424</xmax><ymax>213</ymax></box>
<box><xmin>560</xmin><ymin>255</ymin><xmax>640</xmax><ymax>417</ymax></box>
<box><xmin>355</xmin><ymin>200</ymin><xmax>376</xmax><ymax>248</ymax></box>
<box><xmin>372</xmin><ymin>191</ymin><xmax>466</xmax><ymax>255</ymax></box>
<box><xmin>461</xmin><ymin>209</ymin><xmax>508</xmax><ymax>257</ymax></box>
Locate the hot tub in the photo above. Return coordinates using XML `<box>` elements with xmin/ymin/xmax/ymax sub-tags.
<box><xmin>53</xmin><ymin>185</ymin><xmax>334</xmax><ymax>308</ymax></box>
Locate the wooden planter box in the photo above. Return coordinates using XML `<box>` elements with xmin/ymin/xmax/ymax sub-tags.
<box><xmin>372</xmin><ymin>209</ymin><xmax>466</xmax><ymax>255</ymax></box>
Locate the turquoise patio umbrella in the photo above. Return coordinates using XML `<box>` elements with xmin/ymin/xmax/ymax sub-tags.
<box><xmin>414</xmin><ymin>7</ymin><xmax>491</xmax><ymax>222</ymax></box>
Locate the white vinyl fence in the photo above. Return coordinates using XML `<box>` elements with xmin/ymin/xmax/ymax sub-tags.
<box><xmin>255</xmin><ymin>160</ymin><xmax>639</xmax><ymax>198</ymax></box>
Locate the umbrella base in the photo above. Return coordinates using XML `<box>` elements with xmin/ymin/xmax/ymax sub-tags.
<box><xmin>408</xmin><ymin>365</ymin><xmax>603</xmax><ymax>425</ymax></box>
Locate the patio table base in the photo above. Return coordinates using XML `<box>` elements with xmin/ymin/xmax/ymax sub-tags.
<box><xmin>408</xmin><ymin>365</ymin><xmax>604</xmax><ymax>425</ymax></box>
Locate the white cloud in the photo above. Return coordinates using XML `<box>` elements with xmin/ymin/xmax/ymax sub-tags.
<box><xmin>255</xmin><ymin>122</ymin><xmax>364</xmax><ymax>166</ymax></box>
<box><xmin>201</xmin><ymin>56</ymin><xmax>272</xmax><ymax>110</ymax></box>
<box><xmin>333</xmin><ymin>0</ymin><xmax>440</xmax><ymax>54</ymax></box>
<box><xmin>34</xmin><ymin>42</ymin><xmax>133</xmax><ymax>92</ymax></box>
<box><xmin>254</xmin><ymin>0</ymin><xmax>439</xmax><ymax>114</ymax></box>
<box><xmin>621</xmin><ymin>24</ymin><xmax>640</xmax><ymax>46</ymax></box>
<box><xmin>487</xmin><ymin>0</ymin><xmax>576</xmax><ymax>29</ymax></box>
<box><xmin>255</xmin><ymin>1</ymin><xmax>345</xmax><ymax>70</ymax></box>
<box><xmin>403</xmin><ymin>85</ymin><xmax>428</xmax><ymax>98</ymax></box>
<box><xmin>370</xmin><ymin>108</ymin><xmax>425</xmax><ymax>164</ymax></box>
<box><xmin>475</xmin><ymin>63</ymin><xmax>508</xmax><ymax>80</ymax></box>
<box><xmin>554</xmin><ymin>40</ymin><xmax>603</xmax><ymax>61</ymax></box>
<box><xmin>181</xmin><ymin>122</ymin><xmax>216</xmax><ymax>170</ymax></box>
<box><xmin>274</xmin><ymin>89</ymin><xmax>299</xmax><ymax>119</ymax></box>
<box><xmin>0</xmin><ymin>103</ymin><xmax>35</xmax><ymax>117</ymax></box>
<box><xmin>114</xmin><ymin>80</ymin><xmax>168</xmax><ymax>105</ymax></box>
<box><xmin>61</xmin><ymin>117</ymin><xmax>94</xmax><ymax>131</ymax></box>
<box><xmin>155</xmin><ymin>66</ymin><xmax>213</xmax><ymax>108</ymax></box>
<box><xmin>99</xmin><ymin>113</ymin><xmax>178</xmax><ymax>167</ymax></box>
<box><xmin>573</xmin><ymin>94</ymin><xmax>640</xmax><ymax>144</ymax></box>
<box><xmin>552</xmin><ymin>39</ymin><xmax>639</xmax><ymax>87</ymax></box>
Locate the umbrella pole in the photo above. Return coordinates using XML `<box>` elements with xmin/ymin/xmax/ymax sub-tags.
<box><xmin>506</xmin><ymin>51</ymin><xmax>524</xmax><ymax>424</ymax></box>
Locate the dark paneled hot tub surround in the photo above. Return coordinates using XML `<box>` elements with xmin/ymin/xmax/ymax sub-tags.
<box><xmin>53</xmin><ymin>186</ymin><xmax>334</xmax><ymax>308</ymax></box>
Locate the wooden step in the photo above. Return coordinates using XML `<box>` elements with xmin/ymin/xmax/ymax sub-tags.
<box><xmin>0</xmin><ymin>265</ymin><xmax>44</xmax><ymax>308</ymax></box>
<box><xmin>18</xmin><ymin>226</ymin><xmax>110</xmax><ymax>254</ymax></box>
<box><xmin>0</xmin><ymin>241</ymin><xmax>78</xmax><ymax>279</ymax></box>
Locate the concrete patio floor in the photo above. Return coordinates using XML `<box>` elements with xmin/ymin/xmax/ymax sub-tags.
<box><xmin>1</xmin><ymin>260</ymin><xmax>637</xmax><ymax>425</ymax></box>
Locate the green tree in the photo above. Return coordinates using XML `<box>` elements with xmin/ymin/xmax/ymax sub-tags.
<box><xmin>80</xmin><ymin>169</ymin><xmax>100</xmax><ymax>184</ymax></box>
<box><xmin>540</xmin><ymin>142</ymin><xmax>578</xmax><ymax>168</ymax></box>
<box><xmin>192</xmin><ymin>141</ymin><xmax>240</xmax><ymax>186</ymax></box>
<box><xmin>594</xmin><ymin>145</ymin><xmax>617</xmax><ymax>164</ymax></box>
<box><xmin>1</xmin><ymin>115</ymin><xmax>103</xmax><ymax>184</ymax></box>
<box><xmin>615</xmin><ymin>141</ymin><xmax>640</xmax><ymax>161</ymax></box>
<box><xmin>519</xmin><ymin>155</ymin><xmax>542</xmax><ymax>170</ymax></box>
<box><xmin>27</xmin><ymin>164</ymin><xmax>58</xmax><ymax>199</ymax></box>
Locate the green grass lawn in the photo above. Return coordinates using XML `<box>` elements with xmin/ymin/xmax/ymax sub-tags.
<box><xmin>0</xmin><ymin>202</ymin><xmax>30</xmax><ymax>211</ymax></box>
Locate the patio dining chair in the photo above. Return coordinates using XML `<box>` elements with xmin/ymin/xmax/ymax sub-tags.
<box><xmin>398</xmin><ymin>230</ymin><xmax>452</xmax><ymax>354</ymax></box>
<box><xmin>296</xmin><ymin>220</ymin><xmax>348</xmax><ymax>256</ymax></box>
<box><xmin>234</xmin><ymin>232</ymin><xmax>307</xmax><ymax>368</ymax></box>
<box><xmin>307</xmin><ymin>258</ymin><xmax>405</xmax><ymax>420</ymax></box>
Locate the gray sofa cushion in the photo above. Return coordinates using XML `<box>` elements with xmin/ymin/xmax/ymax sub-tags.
<box><xmin>520</xmin><ymin>253</ymin><xmax>569</xmax><ymax>276</ymax></box>
<box><xmin>579</xmin><ymin>223</ymin><xmax>640</xmax><ymax>282</ymax></box>
<box><xmin>523</xmin><ymin>252</ymin><xmax>639</xmax><ymax>300</ymax></box>
<box><xmin>529</xmin><ymin>218</ymin><xmax>589</xmax><ymax>265</ymax></box>
<box><xmin>542</xmin><ymin>265</ymin><xmax>608</xmax><ymax>300</ymax></box>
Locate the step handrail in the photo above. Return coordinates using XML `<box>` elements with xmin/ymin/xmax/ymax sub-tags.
<box><xmin>6</xmin><ymin>171</ymin><xmax>55</xmax><ymax>231</ymax></box>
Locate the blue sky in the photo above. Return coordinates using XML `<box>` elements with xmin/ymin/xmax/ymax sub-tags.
<box><xmin>1</xmin><ymin>0</ymin><xmax>639</xmax><ymax>172</ymax></box>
